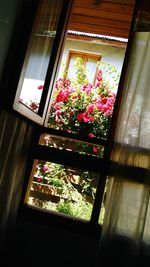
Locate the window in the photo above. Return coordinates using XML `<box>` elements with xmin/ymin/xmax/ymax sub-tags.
<box><xmin>65</xmin><ymin>50</ymin><xmax>101</xmax><ymax>84</ymax></box>
<box><xmin>12</xmin><ymin>0</ymin><xmax>136</xmax><ymax>229</ymax></box>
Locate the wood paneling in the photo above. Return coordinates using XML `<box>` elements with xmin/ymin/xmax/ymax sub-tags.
<box><xmin>68</xmin><ymin>0</ymin><xmax>136</xmax><ymax>38</ymax></box>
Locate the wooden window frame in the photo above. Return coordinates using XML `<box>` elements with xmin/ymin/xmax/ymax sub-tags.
<box><xmin>64</xmin><ymin>50</ymin><xmax>101</xmax><ymax>84</ymax></box>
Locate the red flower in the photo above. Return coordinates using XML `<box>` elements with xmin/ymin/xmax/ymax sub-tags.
<box><xmin>36</xmin><ymin>177</ymin><xmax>43</xmax><ymax>182</ymax></box>
<box><xmin>87</xmin><ymin>104</ymin><xmax>94</xmax><ymax>113</ymax></box>
<box><xmin>37</xmin><ymin>85</ymin><xmax>44</xmax><ymax>90</ymax></box>
<box><xmin>30</xmin><ymin>102</ymin><xmax>38</xmax><ymax>111</ymax></box>
<box><xmin>88</xmin><ymin>133</ymin><xmax>94</xmax><ymax>138</ymax></box>
<box><xmin>56</xmin><ymin>90</ymin><xmax>69</xmax><ymax>103</ymax></box>
<box><xmin>82</xmin><ymin>112</ymin><xmax>94</xmax><ymax>123</ymax></box>
<box><xmin>93</xmin><ymin>147</ymin><xmax>98</xmax><ymax>154</ymax></box>
<box><xmin>77</xmin><ymin>113</ymin><xmax>83</xmax><ymax>122</ymax></box>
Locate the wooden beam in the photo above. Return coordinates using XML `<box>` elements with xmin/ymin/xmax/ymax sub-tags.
<box><xmin>68</xmin><ymin>21</ymin><xmax>130</xmax><ymax>38</ymax></box>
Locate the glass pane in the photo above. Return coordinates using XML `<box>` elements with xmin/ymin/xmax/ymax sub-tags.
<box><xmin>86</xmin><ymin>58</ymin><xmax>98</xmax><ymax>84</ymax></box>
<box><xmin>39</xmin><ymin>133</ymin><xmax>104</xmax><ymax>158</ymax></box>
<box><xmin>25</xmin><ymin>160</ymin><xmax>99</xmax><ymax>221</ymax></box>
<box><xmin>67</xmin><ymin>55</ymin><xmax>84</xmax><ymax>80</ymax></box>
<box><xmin>17</xmin><ymin>0</ymin><xmax>63</xmax><ymax>112</ymax></box>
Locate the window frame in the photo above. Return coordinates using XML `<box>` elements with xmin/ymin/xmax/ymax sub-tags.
<box><xmin>64</xmin><ymin>50</ymin><xmax>101</xmax><ymax>84</ymax></box>
<box><xmin>2</xmin><ymin>0</ymin><xmax>140</xmax><ymax>234</ymax></box>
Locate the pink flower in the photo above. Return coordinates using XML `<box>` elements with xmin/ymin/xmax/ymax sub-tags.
<box><xmin>56</xmin><ymin>110</ymin><xmax>62</xmax><ymax>116</ymax></box>
<box><xmin>55</xmin><ymin>116</ymin><xmax>61</xmax><ymax>123</ymax></box>
<box><xmin>102</xmin><ymin>104</ymin><xmax>109</xmax><ymax>112</ymax></box>
<box><xmin>81</xmin><ymin>84</ymin><xmax>93</xmax><ymax>94</ymax></box>
<box><xmin>97</xmin><ymin>103</ymin><xmax>103</xmax><ymax>111</ymax></box>
<box><xmin>95</xmin><ymin>82</ymin><xmax>100</xmax><ymax>87</ymax></box>
<box><xmin>96</xmin><ymin>69</ymin><xmax>103</xmax><ymax>82</ymax></box>
<box><xmin>43</xmin><ymin>164</ymin><xmax>49</xmax><ymax>172</ymax></box>
<box><xmin>104</xmin><ymin>109</ymin><xmax>113</xmax><ymax>117</ymax></box>
<box><xmin>96</xmin><ymin>76</ymin><xmax>102</xmax><ymax>82</ymax></box>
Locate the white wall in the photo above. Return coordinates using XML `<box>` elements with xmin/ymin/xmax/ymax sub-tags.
<box><xmin>61</xmin><ymin>38</ymin><xmax>126</xmax><ymax>74</ymax></box>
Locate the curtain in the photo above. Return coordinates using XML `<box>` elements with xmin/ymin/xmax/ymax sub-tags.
<box><xmin>97</xmin><ymin>8</ymin><xmax>150</xmax><ymax>267</ymax></box>
<box><xmin>0</xmin><ymin>110</ymin><xmax>32</xmax><ymax>254</ymax></box>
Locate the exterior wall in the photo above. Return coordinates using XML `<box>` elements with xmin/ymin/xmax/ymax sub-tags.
<box><xmin>62</xmin><ymin>38</ymin><xmax>126</xmax><ymax>73</ymax></box>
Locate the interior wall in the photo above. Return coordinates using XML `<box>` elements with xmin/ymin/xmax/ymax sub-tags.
<box><xmin>0</xmin><ymin>0</ymin><xmax>22</xmax><ymax>79</ymax></box>
<box><xmin>4</xmin><ymin>215</ymin><xmax>100</xmax><ymax>267</ymax></box>
<box><xmin>0</xmin><ymin>0</ymin><xmax>32</xmax><ymax>253</ymax></box>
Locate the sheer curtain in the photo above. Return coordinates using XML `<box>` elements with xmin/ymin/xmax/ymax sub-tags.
<box><xmin>97</xmin><ymin>4</ymin><xmax>150</xmax><ymax>267</ymax></box>
<box><xmin>0</xmin><ymin>110</ymin><xmax>32</xmax><ymax>254</ymax></box>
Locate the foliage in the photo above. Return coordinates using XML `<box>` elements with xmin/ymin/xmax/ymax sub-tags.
<box><xmin>34</xmin><ymin>161</ymin><xmax>96</xmax><ymax>200</ymax></box>
<box><xmin>32</xmin><ymin>160</ymin><xmax>98</xmax><ymax>220</ymax></box>
<box><xmin>47</xmin><ymin>58</ymin><xmax>117</xmax><ymax>139</ymax></box>
<box><xmin>56</xmin><ymin>199</ymin><xmax>93</xmax><ymax>220</ymax></box>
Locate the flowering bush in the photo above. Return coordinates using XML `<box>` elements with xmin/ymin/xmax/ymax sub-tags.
<box><xmin>27</xmin><ymin>58</ymin><xmax>119</xmax><ymax>140</ymax></box>
<box><xmin>48</xmin><ymin>59</ymin><xmax>117</xmax><ymax>139</ymax></box>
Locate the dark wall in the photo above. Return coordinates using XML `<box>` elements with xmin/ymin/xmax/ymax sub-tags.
<box><xmin>0</xmin><ymin>0</ymin><xmax>22</xmax><ymax>79</ymax></box>
<box><xmin>4</xmin><ymin>215</ymin><xmax>100</xmax><ymax>267</ymax></box>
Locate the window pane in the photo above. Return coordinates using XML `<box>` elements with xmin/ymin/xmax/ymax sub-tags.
<box><xmin>39</xmin><ymin>133</ymin><xmax>104</xmax><ymax>158</ymax></box>
<box><xmin>86</xmin><ymin>58</ymin><xmax>98</xmax><ymax>83</ymax></box>
<box><xmin>17</xmin><ymin>0</ymin><xmax>63</xmax><ymax>113</ymax></box>
<box><xmin>25</xmin><ymin>160</ymin><xmax>99</xmax><ymax>221</ymax></box>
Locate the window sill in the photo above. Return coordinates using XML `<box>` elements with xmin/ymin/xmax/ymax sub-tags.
<box><xmin>18</xmin><ymin>204</ymin><xmax>102</xmax><ymax>238</ymax></box>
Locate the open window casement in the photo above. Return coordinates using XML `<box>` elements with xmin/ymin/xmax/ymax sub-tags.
<box><xmin>13</xmin><ymin>0</ymin><xmax>73</xmax><ymax>124</ymax></box>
